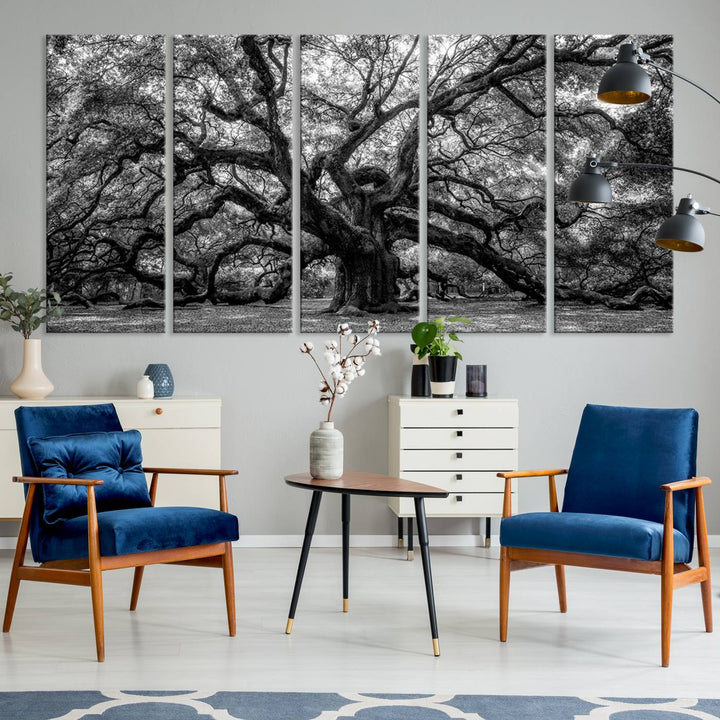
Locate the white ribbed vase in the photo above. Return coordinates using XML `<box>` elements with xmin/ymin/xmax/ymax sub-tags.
<box><xmin>309</xmin><ymin>421</ymin><xmax>344</xmax><ymax>480</ymax></box>
<box><xmin>10</xmin><ymin>339</ymin><xmax>54</xmax><ymax>400</ymax></box>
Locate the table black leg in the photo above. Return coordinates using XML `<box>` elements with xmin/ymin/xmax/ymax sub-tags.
<box><xmin>342</xmin><ymin>493</ymin><xmax>350</xmax><ymax>612</ymax></box>
<box><xmin>485</xmin><ymin>517</ymin><xmax>492</xmax><ymax>548</ymax></box>
<box><xmin>397</xmin><ymin>517</ymin><xmax>404</xmax><ymax>548</ymax></box>
<box><xmin>407</xmin><ymin>517</ymin><xmax>414</xmax><ymax>561</ymax></box>
<box><xmin>414</xmin><ymin>496</ymin><xmax>440</xmax><ymax>656</ymax></box>
<box><xmin>286</xmin><ymin>490</ymin><xmax>322</xmax><ymax>634</ymax></box>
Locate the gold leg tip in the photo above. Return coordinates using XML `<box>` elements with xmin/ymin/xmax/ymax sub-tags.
<box><xmin>398</xmin><ymin>539</ymin><xmax>404</xmax><ymax>548</ymax></box>
<box><xmin>285</xmin><ymin>618</ymin><xmax>294</xmax><ymax>634</ymax></box>
<box><xmin>432</xmin><ymin>638</ymin><xmax>440</xmax><ymax>656</ymax></box>
<box><xmin>343</xmin><ymin>598</ymin><xmax>349</xmax><ymax>613</ymax></box>
<box><xmin>407</xmin><ymin>551</ymin><xmax>414</xmax><ymax>561</ymax></box>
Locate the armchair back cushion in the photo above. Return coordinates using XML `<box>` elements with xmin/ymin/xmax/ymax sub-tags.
<box><xmin>28</xmin><ymin>430</ymin><xmax>152</xmax><ymax>524</ymax></box>
<box><xmin>562</xmin><ymin>404</ymin><xmax>698</xmax><ymax>549</ymax></box>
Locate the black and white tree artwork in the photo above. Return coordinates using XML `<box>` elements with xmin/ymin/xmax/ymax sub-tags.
<box><xmin>554</xmin><ymin>34</ymin><xmax>673</xmax><ymax>333</ymax></box>
<box><xmin>47</xmin><ymin>35</ymin><xmax>165</xmax><ymax>333</ymax></box>
<box><xmin>174</xmin><ymin>35</ymin><xmax>292</xmax><ymax>333</ymax></box>
<box><xmin>428</xmin><ymin>35</ymin><xmax>546</xmax><ymax>332</ymax></box>
<box><xmin>300</xmin><ymin>35</ymin><xmax>419</xmax><ymax>332</ymax></box>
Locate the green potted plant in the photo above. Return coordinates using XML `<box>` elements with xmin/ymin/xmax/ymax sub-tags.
<box><xmin>0</xmin><ymin>273</ymin><xmax>62</xmax><ymax>399</ymax></box>
<box><xmin>411</xmin><ymin>316</ymin><xmax>471</xmax><ymax>397</ymax></box>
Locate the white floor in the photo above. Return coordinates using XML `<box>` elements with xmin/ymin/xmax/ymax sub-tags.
<box><xmin>0</xmin><ymin>546</ymin><xmax>718</xmax><ymax>697</ymax></box>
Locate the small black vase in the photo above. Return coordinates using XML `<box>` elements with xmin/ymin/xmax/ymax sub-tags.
<box><xmin>410</xmin><ymin>343</ymin><xmax>430</xmax><ymax>397</ymax></box>
<box><xmin>428</xmin><ymin>356</ymin><xmax>458</xmax><ymax>398</ymax></box>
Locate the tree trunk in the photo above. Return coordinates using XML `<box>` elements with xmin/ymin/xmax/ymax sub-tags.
<box><xmin>326</xmin><ymin>244</ymin><xmax>400</xmax><ymax>314</ymax></box>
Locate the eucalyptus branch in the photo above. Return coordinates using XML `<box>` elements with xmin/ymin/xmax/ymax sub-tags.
<box><xmin>0</xmin><ymin>273</ymin><xmax>63</xmax><ymax>339</ymax></box>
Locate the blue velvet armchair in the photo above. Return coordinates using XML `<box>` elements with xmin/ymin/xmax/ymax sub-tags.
<box><xmin>3</xmin><ymin>403</ymin><xmax>239</xmax><ymax>661</ymax></box>
<box><xmin>499</xmin><ymin>404</ymin><xmax>712</xmax><ymax>667</ymax></box>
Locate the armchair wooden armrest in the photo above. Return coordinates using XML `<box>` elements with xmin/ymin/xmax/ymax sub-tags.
<box><xmin>142</xmin><ymin>467</ymin><xmax>238</xmax><ymax>476</ymax></box>
<box><xmin>142</xmin><ymin>468</ymin><xmax>238</xmax><ymax>512</ymax></box>
<box><xmin>13</xmin><ymin>476</ymin><xmax>105</xmax><ymax>486</ymax></box>
<box><xmin>498</xmin><ymin>469</ymin><xmax>568</xmax><ymax>518</ymax></box>
<box><xmin>497</xmin><ymin>469</ymin><xmax>568</xmax><ymax>479</ymax></box>
<box><xmin>661</xmin><ymin>476</ymin><xmax>711</xmax><ymax>492</ymax></box>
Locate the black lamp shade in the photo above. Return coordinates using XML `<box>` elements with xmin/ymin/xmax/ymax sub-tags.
<box><xmin>655</xmin><ymin>213</ymin><xmax>705</xmax><ymax>252</ymax></box>
<box><xmin>568</xmin><ymin>170</ymin><xmax>613</xmax><ymax>203</ymax></box>
<box><xmin>598</xmin><ymin>44</ymin><xmax>652</xmax><ymax>104</ymax></box>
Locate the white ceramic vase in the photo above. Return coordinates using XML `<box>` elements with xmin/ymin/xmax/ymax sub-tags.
<box><xmin>10</xmin><ymin>338</ymin><xmax>54</xmax><ymax>400</ymax></box>
<box><xmin>136</xmin><ymin>375</ymin><xmax>154</xmax><ymax>399</ymax></box>
<box><xmin>309</xmin><ymin>421</ymin><xmax>344</xmax><ymax>480</ymax></box>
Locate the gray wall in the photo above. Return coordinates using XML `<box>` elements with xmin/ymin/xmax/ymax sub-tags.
<box><xmin>1</xmin><ymin>0</ymin><xmax>719</xmax><ymax>537</ymax></box>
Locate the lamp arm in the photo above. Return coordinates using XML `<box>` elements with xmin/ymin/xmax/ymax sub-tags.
<box><xmin>642</xmin><ymin>59</ymin><xmax>720</xmax><ymax>107</ymax></box>
<box><xmin>596</xmin><ymin>160</ymin><xmax>720</xmax><ymax>187</ymax></box>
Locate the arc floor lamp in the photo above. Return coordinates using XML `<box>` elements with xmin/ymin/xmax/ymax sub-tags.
<box><xmin>569</xmin><ymin>41</ymin><xmax>720</xmax><ymax>252</ymax></box>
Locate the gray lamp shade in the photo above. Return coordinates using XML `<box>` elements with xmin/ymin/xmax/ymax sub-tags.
<box><xmin>655</xmin><ymin>197</ymin><xmax>706</xmax><ymax>252</ymax></box>
<box><xmin>568</xmin><ymin>169</ymin><xmax>613</xmax><ymax>203</ymax></box>
<box><xmin>598</xmin><ymin>44</ymin><xmax>652</xmax><ymax>105</ymax></box>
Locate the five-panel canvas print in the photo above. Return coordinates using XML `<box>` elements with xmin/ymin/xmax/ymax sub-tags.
<box><xmin>46</xmin><ymin>34</ymin><xmax>674</xmax><ymax>334</ymax></box>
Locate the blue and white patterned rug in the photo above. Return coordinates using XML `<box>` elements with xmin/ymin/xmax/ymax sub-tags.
<box><xmin>2</xmin><ymin>692</ymin><xmax>720</xmax><ymax>720</ymax></box>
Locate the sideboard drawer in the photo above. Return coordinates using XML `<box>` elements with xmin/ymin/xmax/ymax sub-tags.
<box><xmin>399</xmin><ymin>400</ymin><xmax>518</xmax><ymax>429</ymax></box>
<box><xmin>115</xmin><ymin>399</ymin><xmax>220</xmax><ymax>430</ymax></box>
<box><xmin>398</xmin><ymin>470</ymin><xmax>506</xmax><ymax>493</ymax></box>
<box><xmin>402</xmin><ymin>427</ymin><xmax>517</xmax><ymax>450</ymax></box>
<box><xmin>400</xmin><ymin>448</ymin><xmax>517</xmax><ymax>472</ymax></box>
<box><xmin>391</xmin><ymin>492</ymin><xmax>514</xmax><ymax>517</ymax></box>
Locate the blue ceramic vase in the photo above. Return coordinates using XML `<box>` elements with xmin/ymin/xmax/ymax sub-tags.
<box><xmin>144</xmin><ymin>363</ymin><xmax>174</xmax><ymax>398</ymax></box>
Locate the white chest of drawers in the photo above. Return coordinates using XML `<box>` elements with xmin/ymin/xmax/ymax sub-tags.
<box><xmin>0</xmin><ymin>396</ymin><xmax>222</xmax><ymax>519</ymax></box>
<box><xmin>388</xmin><ymin>395</ymin><xmax>519</xmax><ymax>543</ymax></box>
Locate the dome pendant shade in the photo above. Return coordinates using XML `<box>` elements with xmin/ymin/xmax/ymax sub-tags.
<box><xmin>655</xmin><ymin>197</ymin><xmax>706</xmax><ymax>252</ymax></box>
<box><xmin>655</xmin><ymin>215</ymin><xmax>705</xmax><ymax>252</ymax></box>
<box><xmin>568</xmin><ymin>169</ymin><xmax>613</xmax><ymax>203</ymax></box>
<box><xmin>598</xmin><ymin>44</ymin><xmax>652</xmax><ymax>104</ymax></box>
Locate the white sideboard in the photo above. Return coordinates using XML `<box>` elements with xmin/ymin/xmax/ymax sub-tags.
<box><xmin>388</xmin><ymin>395</ymin><xmax>519</xmax><ymax>548</ymax></box>
<box><xmin>0</xmin><ymin>396</ymin><xmax>222</xmax><ymax>519</ymax></box>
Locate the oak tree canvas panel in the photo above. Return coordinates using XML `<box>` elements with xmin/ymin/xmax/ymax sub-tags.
<box><xmin>46</xmin><ymin>35</ymin><xmax>165</xmax><ymax>333</ymax></box>
<box><xmin>427</xmin><ymin>35</ymin><xmax>546</xmax><ymax>333</ymax></box>
<box><xmin>173</xmin><ymin>35</ymin><xmax>292</xmax><ymax>333</ymax></box>
<box><xmin>554</xmin><ymin>34</ymin><xmax>674</xmax><ymax>333</ymax></box>
<box><xmin>300</xmin><ymin>35</ymin><xmax>420</xmax><ymax>333</ymax></box>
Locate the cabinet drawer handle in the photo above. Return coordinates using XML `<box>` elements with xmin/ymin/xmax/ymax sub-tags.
<box><xmin>457</xmin><ymin>408</ymin><xmax>464</xmax><ymax>416</ymax></box>
<box><xmin>456</xmin><ymin>473</ymin><xmax>463</xmax><ymax>481</ymax></box>
<box><xmin>155</xmin><ymin>407</ymin><xmax>163</xmax><ymax>415</ymax></box>
<box><xmin>456</xmin><ymin>430</ymin><xmax>463</xmax><ymax>437</ymax></box>
<box><xmin>456</xmin><ymin>495</ymin><xmax>463</xmax><ymax>502</ymax></box>
<box><xmin>456</xmin><ymin>452</ymin><xmax>463</xmax><ymax>459</ymax></box>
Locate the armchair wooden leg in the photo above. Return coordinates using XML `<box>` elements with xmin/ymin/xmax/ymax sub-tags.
<box><xmin>555</xmin><ymin>565</ymin><xmax>567</xmax><ymax>613</ymax></box>
<box><xmin>3</xmin><ymin>485</ymin><xmax>35</xmax><ymax>633</ymax></box>
<box><xmin>696</xmin><ymin>487</ymin><xmax>713</xmax><ymax>633</ymax></box>
<box><xmin>661</xmin><ymin>565</ymin><xmax>672</xmax><ymax>667</ymax></box>
<box><xmin>222</xmin><ymin>542</ymin><xmax>236</xmax><ymax>637</ymax></box>
<box><xmin>661</xmin><ymin>491</ymin><xmax>674</xmax><ymax>667</ymax></box>
<box><xmin>499</xmin><ymin>546</ymin><xmax>510</xmax><ymax>642</ymax></box>
<box><xmin>87</xmin><ymin>488</ymin><xmax>105</xmax><ymax>662</ymax></box>
<box><xmin>130</xmin><ymin>567</ymin><xmax>144</xmax><ymax>611</ymax></box>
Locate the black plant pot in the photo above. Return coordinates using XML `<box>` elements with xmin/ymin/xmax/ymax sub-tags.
<box><xmin>410</xmin><ymin>343</ymin><xmax>430</xmax><ymax>397</ymax></box>
<box><xmin>428</xmin><ymin>356</ymin><xmax>458</xmax><ymax>398</ymax></box>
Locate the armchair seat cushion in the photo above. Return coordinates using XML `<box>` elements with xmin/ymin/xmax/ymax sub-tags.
<box><xmin>34</xmin><ymin>506</ymin><xmax>239</xmax><ymax>563</ymax></box>
<box><xmin>500</xmin><ymin>512</ymin><xmax>691</xmax><ymax>563</ymax></box>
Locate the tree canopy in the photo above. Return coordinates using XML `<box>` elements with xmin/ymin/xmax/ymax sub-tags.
<box><xmin>554</xmin><ymin>34</ymin><xmax>673</xmax><ymax>333</ymax></box>
<box><xmin>173</xmin><ymin>35</ymin><xmax>293</xmax><ymax>332</ymax></box>
<box><xmin>46</xmin><ymin>35</ymin><xmax>165</xmax><ymax>332</ymax></box>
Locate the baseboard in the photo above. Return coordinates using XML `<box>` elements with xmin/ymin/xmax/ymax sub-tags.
<box><xmin>234</xmin><ymin>534</ymin><xmax>498</xmax><ymax>548</ymax></box>
<box><xmin>2</xmin><ymin>534</ymin><xmax>720</xmax><ymax>550</ymax></box>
